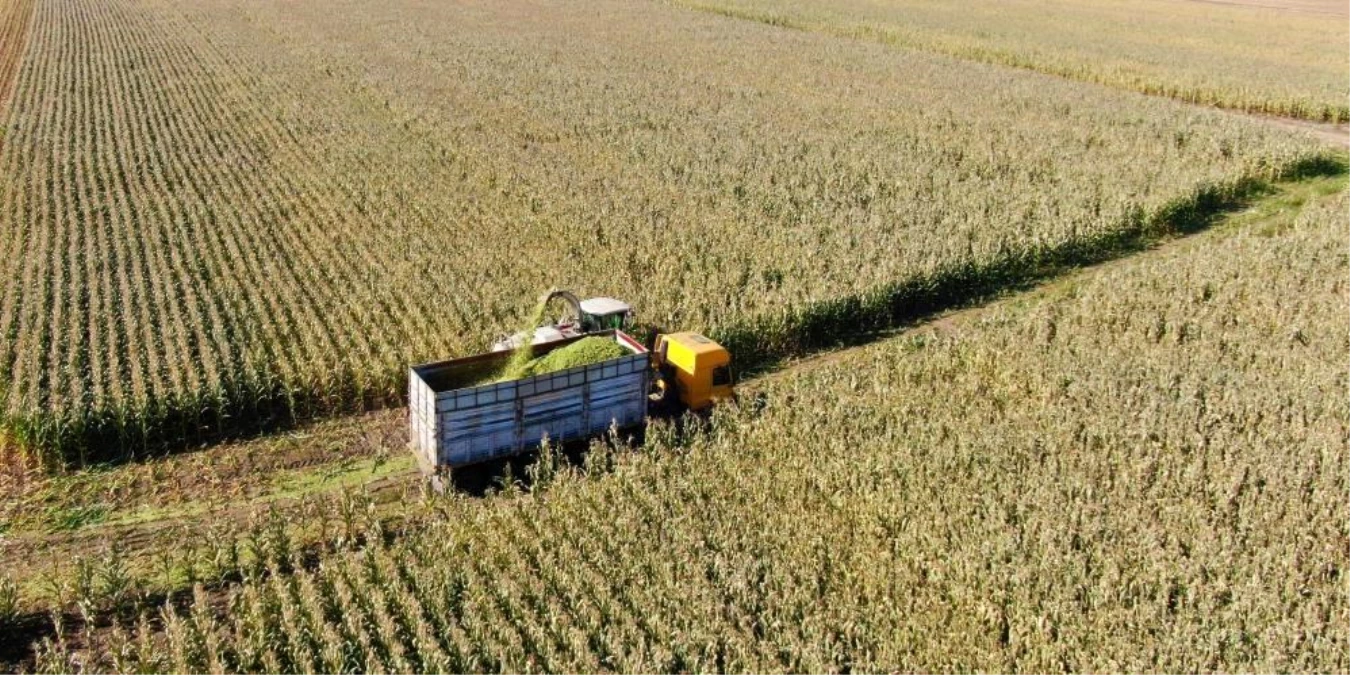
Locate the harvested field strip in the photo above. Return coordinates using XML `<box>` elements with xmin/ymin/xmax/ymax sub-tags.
<box><xmin>0</xmin><ymin>0</ymin><xmax>1332</xmax><ymax>465</ymax></box>
<box><xmin>0</xmin><ymin>409</ymin><xmax>407</xmax><ymax>536</ymax></box>
<box><xmin>673</xmin><ymin>0</ymin><xmax>1349</xmax><ymax>123</ymax></box>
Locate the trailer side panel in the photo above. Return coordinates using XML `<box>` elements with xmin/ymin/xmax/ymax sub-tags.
<box><xmin>409</xmin><ymin>331</ymin><xmax>650</xmax><ymax>470</ymax></box>
<box><xmin>408</xmin><ymin>368</ymin><xmax>438</xmax><ymax>469</ymax></box>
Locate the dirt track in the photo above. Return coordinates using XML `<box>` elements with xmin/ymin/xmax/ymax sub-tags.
<box><xmin>1244</xmin><ymin>113</ymin><xmax>1349</xmax><ymax>148</ymax></box>
<box><xmin>1180</xmin><ymin>0</ymin><xmax>1348</xmax><ymax>17</ymax></box>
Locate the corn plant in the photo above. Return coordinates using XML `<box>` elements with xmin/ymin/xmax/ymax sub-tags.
<box><xmin>33</xmin><ymin>187</ymin><xmax>1347</xmax><ymax>673</ymax></box>
<box><xmin>0</xmin><ymin>0</ymin><xmax>1336</xmax><ymax>465</ymax></box>
<box><xmin>0</xmin><ymin>574</ymin><xmax>17</xmax><ymax>627</ymax></box>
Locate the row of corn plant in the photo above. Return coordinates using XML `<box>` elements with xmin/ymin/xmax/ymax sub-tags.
<box><xmin>0</xmin><ymin>0</ymin><xmax>1336</xmax><ymax>465</ymax></box>
<box><xmin>23</xmin><ymin>182</ymin><xmax>1348</xmax><ymax>673</ymax></box>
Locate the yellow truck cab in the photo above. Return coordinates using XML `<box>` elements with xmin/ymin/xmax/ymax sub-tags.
<box><xmin>654</xmin><ymin>332</ymin><xmax>733</xmax><ymax>411</ymax></box>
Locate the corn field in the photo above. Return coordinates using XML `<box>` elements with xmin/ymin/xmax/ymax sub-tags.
<box><xmin>0</xmin><ymin>0</ymin><xmax>33</xmax><ymax>113</ymax></box>
<box><xmin>0</xmin><ymin>0</ymin><xmax>1336</xmax><ymax>463</ymax></box>
<box><xmin>29</xmin><ymin>184</ymin><xmax>1348</xmax><ymax>673</ymax></box>
<box><xmin>677</xmin><ymin>0</ymin><xmax>1350</xmax><ymax>122</ymax></box>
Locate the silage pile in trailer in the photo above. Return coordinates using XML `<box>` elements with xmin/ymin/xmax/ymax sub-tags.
<box><xmin>497</xmin><ymin>337</ymin><xmax>628</xmax><ymax>383</ymax></box>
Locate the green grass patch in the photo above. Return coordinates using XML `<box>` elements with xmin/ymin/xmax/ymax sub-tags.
<box><xmin>95</xmin><ymin>454</ymin><xmax>416</xmax><ymax>529</ymax></box>
<box><xmin>42</xmin><ymin>503</ymin><xmax>109</xmax><ymax>532</ymax></box>
<box><xmin>1229</xmin><ymin>173</ymin><xmax>1349</xmax><ymax>238</ymax></box>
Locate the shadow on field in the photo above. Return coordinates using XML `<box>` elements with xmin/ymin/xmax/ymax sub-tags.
<box><xmin>439</xmin><ymin>435</ymin><xmax>628</xmax><ymax>497</ymax></box>
<box><xmin>717</xmin><ymin>155</ymin><xmax>1347</xmax><ymax>380</ymax></box>
<box><xmin>435</xmin><ymin>414</ymin><xmax>715</xmax><ymax>497</ymax></box>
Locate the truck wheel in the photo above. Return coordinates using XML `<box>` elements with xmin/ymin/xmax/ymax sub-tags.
<box><xmin>649</xmin><ymin>366</ymin><xmax>684</xmax><ymax>417</ymax></box>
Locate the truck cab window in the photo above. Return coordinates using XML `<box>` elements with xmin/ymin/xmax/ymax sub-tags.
<box><xmin>712</xmin><ymin>365</ymin><xmax>731</xmax><ymax>386</ymax></box>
